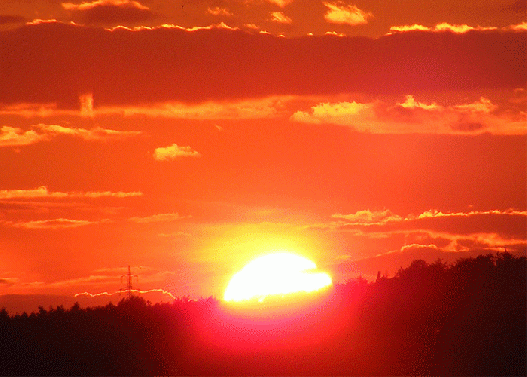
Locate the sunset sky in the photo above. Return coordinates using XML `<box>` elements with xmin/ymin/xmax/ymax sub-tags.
<box><xmin>0</xmin><ymin>0</ymin><xmax>525</xmax><ymax>312</ymax></box>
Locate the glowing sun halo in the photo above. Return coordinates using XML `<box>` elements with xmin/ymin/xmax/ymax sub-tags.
<box><xmin>224</xmin><ymin>253</ymin><xmax>332</xmax><ymax>302</ymax></box>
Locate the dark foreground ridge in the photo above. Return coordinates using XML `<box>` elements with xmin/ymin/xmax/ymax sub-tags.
<box><xmin>1</xmin><ymin>253</ymin><xmax>525</xmax><ymax>375</ymax></box>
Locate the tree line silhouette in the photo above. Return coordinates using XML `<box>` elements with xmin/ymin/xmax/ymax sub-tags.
<box><xmin>1</xmin><ymin>252</ymin><xmax>525</xmax><ymax>375</ymax></box>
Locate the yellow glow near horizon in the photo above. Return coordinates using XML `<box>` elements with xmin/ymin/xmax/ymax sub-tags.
<box><xmin>224</xmin><ymin>253</ymin><xmax>332</xmax><ymax>302</ymax></box>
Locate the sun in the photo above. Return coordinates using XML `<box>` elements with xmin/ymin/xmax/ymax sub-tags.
<box><xmin>224</xmin><ymin>253</ymin><xmax>332</xmax><ymax>302</ymax></box>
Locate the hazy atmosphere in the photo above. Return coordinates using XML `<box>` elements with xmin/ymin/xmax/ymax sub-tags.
<box><xmin>0</xmin><ymin>0</ymin><xmax>525</xmax><ymax>314</ymax></box>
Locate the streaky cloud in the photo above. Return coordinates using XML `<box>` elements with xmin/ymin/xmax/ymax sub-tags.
<box><xmin>0</xmin><ymin>186</ymin><xmax>142</xmax><ymax>199</ymax></box>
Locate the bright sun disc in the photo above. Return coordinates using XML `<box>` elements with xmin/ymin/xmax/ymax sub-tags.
<box><xmin>224</xmin><ymin>253</ymin><xmax>332</xmax><ymax>302</ymax></box>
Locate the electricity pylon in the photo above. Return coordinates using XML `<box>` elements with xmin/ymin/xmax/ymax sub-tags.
<box><xmin>120</xmin><ymin>265</ymin><xmax>138</xmax><ymax>298</ymax></box>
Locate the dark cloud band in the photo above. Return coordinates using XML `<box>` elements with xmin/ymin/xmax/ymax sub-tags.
<box><xmin>0</xmin><ymin>22</ymin><xmax>525</xmax><ymax>107</ymax></box>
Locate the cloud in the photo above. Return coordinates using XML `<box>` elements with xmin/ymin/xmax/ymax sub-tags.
<box><xmin>291</xmin><ymin>100</ymin><xmax>369</xmax><ymax>121</ymax></box>
<box><xmin>332</xmin><ymin>210</ymin><xmax>403</xmax><ymax>225</ymax></box>
<box><xmin>101</xmin><ymin>96</ymin><xmax>289</xmax><ymax>119</ymax></box>
<box><xmin>389</xmin><ymin>22</ymin><xmax>527</xmax><ymax>34</ymax></box>
<box><xmin>267</xmin><ymin>0</ymin><xmax>293</xmax><ymax>7</ymax></box>
<box><xmin>19</xmin><ymin>92</ymin><xmax>512</xmax><ymax>135</ymax></box>
<box><xmin>327</xmin><ymin>208</ymin><xmax>527</xmax><ymax>248</ymax></box>
<box><xmin>62</xmin><ymin>0</ymin><xmax>154</xmax><ymax>25</ymax></box>
<box><xmin>4</xmin><ymin>266</ymin><xmax>174</xmax><ymax>301</ymax></box>
<box><xmin>5</xmin><ymin>218</ymin><xmax>106</xmax><ymax>229</ymax></box>
<box><xmin>330</xmin><ymin>208</ymin><xmax>527</xmax><ymax>279</ymax></box>
<box><xmin>0</xmin><ymin>187</ymin><xmax>67</xmax><ymax>200</ymax></box>
<box><xmin>291</xmin><ymin>96</ymin><xmax>527</xmax><ymax>134</ymax></box>
<box><xmin>207</xmin><ymin>7</ymin><xmax>233</xmax><ymax>17</ymax></box>
<box><xmin>389</xmin><ymin>24</ymin><xmax>430</xmax><ymax>32</ymax></box>
<box><xmin>324</xmin><ymin>31</ymin><xmax>347</xmax><ymax>37</ymax></box>
<box><xmin>62</xmin><ymin>0</ymin><xmax>148</xmax><ymax>11</ymax></box>
<box><xmin>0</xmin><ymin>102</ymin><xmax>69</xmax><ymax>117</ymax></box>
<box><xmin>453</xmin><ymin>97</ymin><xmax>496</xmax><ymax>113</ymax></box>
<box><xmin>79</xmin><ymin>93</ymin><xmax>94</xmax><ymax>117</ymax></box>
<box><xmin>0</xmin><ymin>277</ymin><xmax>18</xmax><ymax>286</ymax></box>
<box><xmin>434</xmin><ymin>23</ymin><xmax>497</xmax><ymax>33</ymax></box>
<box><xmin>415</xmin><ymin>209</ymin><xmax>527</xmax><ymax>219</ymax></box>
<box><xmin>270</xmin><ymin>12</ymin><xmax>292</xmax><ymax>24</ymax></box>
<box><xmin>50</xmin><ymin>267</ymin><xmax>179</xmax><ymax>298</ymax></box>
<box><xmin>82</xmin><ymin>191</ymin><xmax>143</xmax><ymax>198</ymax></box>
<box><xmin>0</xmin><ymin>186</ymin><xmax>142</xmax><ymax>199</ymax></box>
<box><xmin>38</xmin><ymin>124</ymin><xmax>142</xmax><ymax>141</ymax></box>
<box><xmin>153</xmin><ymin>144</ymin><xmax>201</xmax><ymax>160</ymax></box>
<box><xmin>0</xmin><ymin>23</ymin><xmax>524</xmax><ymax>105</ymax></box>
<box><xmin>323</xmin><ymin>2</ymin><xmax>372</xmax><ymax>25</ymax></box>
<box><xmin>0</xmin><ymin>93</ymin><xmax>296</xmax><ymax>121</ymax></box>
<box><xmin>510</xmin><ymin>22</ymin><xmax>527</xmax><ymax>31</ymax></box>
<box><xmin>399</xmin><ymin>243</ymin><xmax>439</xmax><ymax>253</ymax></box>
<box><xmin>389</xmin><ymin>23</ymin><xmax>498</xmax><ymax>34</ymax></box>
<box><xmin>337</xmin><ymin>242</ymin><xmax>504</xmax><ymax>280</ymax></box>
<box><xmin>7</xmin><ymin>93</ymin><xmax>513</xmax><ymax>136</ymax></box>
<box><xmin>0</xmin><ymin>92</ymin><xmax>287</xmax><ymax>120</ymax></box>
<box><xmin>105</xmin><ymin>21</ymin><xmax>240</xmax><ymax>33</ymax></box>
<box><xmin>128</xmin><ymin>213</ymin><xmax>186</xmax><ymax>223</ymax></box>
<box><xmin>0</xmin><ymin>126</ymin><xmax>49</xmax><ymax>146</ymax></box>
<box><xmin>399</xmin><ymin>95</ymin><xmax>440</xmax><ymax>110</ymax></box>
<box><xmin>333</xmin><ymin>208</ymin><xmax>527</xmax><ymax>225</ymax></box>
<box><xmin>0</xmin><ymin>124</ymin><xmax>141</xmax><ymax>147</ymax></box>
<box><xmin>74</xmin><ymin>288</ymin><xmax>175</xmax><ymax>299</ymax></box>
<box><xmin>452</xmin><ymin>232</ymin><xmax>527</xmax><ymax>251</ymax></box>
<box><xmin>0</xmin><ymin>93</ymin><xmax>117</xmax><ymax>119</ymax></box>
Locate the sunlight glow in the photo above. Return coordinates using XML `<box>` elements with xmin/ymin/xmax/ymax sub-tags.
<box><xmin>224</xmin><ymin>253</ymin><xmax>332</xmax><ymax>302</ymax></box>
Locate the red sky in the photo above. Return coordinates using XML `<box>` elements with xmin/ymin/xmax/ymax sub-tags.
<box><xmin>0</xmin><ymin>0</ymin><xmax>525</xmax><ymax>313</ymax></box>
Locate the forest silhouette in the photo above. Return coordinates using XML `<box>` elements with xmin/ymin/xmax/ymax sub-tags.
<box><xmin>1</xmin><ymin>252</ymin><xmax>525</xmax><ymax>375</ymax></box>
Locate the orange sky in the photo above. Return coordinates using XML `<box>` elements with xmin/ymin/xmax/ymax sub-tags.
<box><xmin>0</xmin><ymin>0</ymin><xmax>526</xmax><ymax>312</ymax></box>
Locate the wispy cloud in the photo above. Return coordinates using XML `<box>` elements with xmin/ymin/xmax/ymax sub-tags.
<box><xmin>0</xmin><ymin>126</ymin><xmax>49</xmax><ymax>147</ymax></box>
<box><xmin>332</xmin><ymin>208</ymin><xmax>527</xmax><ymax>225</ymax></box>
<box><xmin>4</xmin><ymin>218</ymin><xmax>108</xmax><ymax>229</ymax></box>
<box><xmin>415</xmin><ymin>209</ymin><xmax>527</xmax><ymax>219</ymax></box>
<box><xmin>0</xmin><ymin>277</ymin><xmax>19</xmax><ymax>286</ymax></box>
<box><xmin>82</xmin><ymin>191</ymin><xmax>143</xmax><ymax>198</ymax></box>
<box><xmin>105</xmin><ymin>22</ymin><xmax>239</xmax><ymax>32</ymax></box>
<box><xmin>0</xmin><ymin>124</ymin><xmax>141</xmax><ymax>147</ymax></box>
<box><xmin>38</xmin><ymin>124</ymin><xmax>141</xmax><ymax>141</ymax></box>
<box><xmin>326</xmin><ymin>208</ymin><xmax>527</xmax><ymax>252</ymax></box>
<box><xmin>389</xmin><ymin>23</ymin><xmax>498</xmax><ymax>34</ymax></box>
<box><xmin>207</xmin><ymin>7</ymin><xmax>233</xmax><ymax>17</ymax></box>
<box><xmin>0</xmin><ymin>95</ymin><xmax>291</xmax><ymax>120</ymax></box>
<box><xmin>153</xmin><ymin>144</ymin><xmax>201</xmax><ymax>160</ymax></box>
<box><xmin>270</xmin><ymin>12</ymin><xmax>292</xmax><ymax>24</ymax></box>
<box><xmin>74</xmin><ymin>288</ymin><xmax>175</xmax><ymax>299</ymax></box>
<box><xmin>291</xmin><ymin>95</ymin><xmax>527</xmax><ymax>134</ymax></box>
<box><xmin>323</xmin><ymin>2</ymin><xmax>372</xmax><ymax>25</ymax></box>
<box><xmin>99</xmin><ymin>96</ymin><xmax>291</xmax><ymax>119</ymax></box>
<box><xmin>389</xmin><ymin>22</ymin><xmax>527</xmax><ymax>34</ymax></box>
<box><xmin>0</xmin><ymin>186</ymin><xmax>142</xmax><ymax>200</ymax></box>
<box><xmin>4</xmin><ymin>266</ymin><xmax>176</xmax><ymax>300</ymax></box>
<box><xmin>267</xmin><ymin>0</ymin><xmax>293</xmax><ymax>7</ymax></box>
<box><xmin>510</xmin><ymin>22</ymin><xmax>527</xmax><ymax>31</ymax></box>
<box><xmin>62</xmin><ymin>0</ymin><xmax>149</xmax><ymax>11</ymax></box>
<box><xmin>129</xmin><ymin>213</ymin><xmax>187</xmax><ymax>223</ymax></box>
<box><xmin>332</xmin><ymin>210</ymin><xmax>403</xmax><ymax>225</ymax></box>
